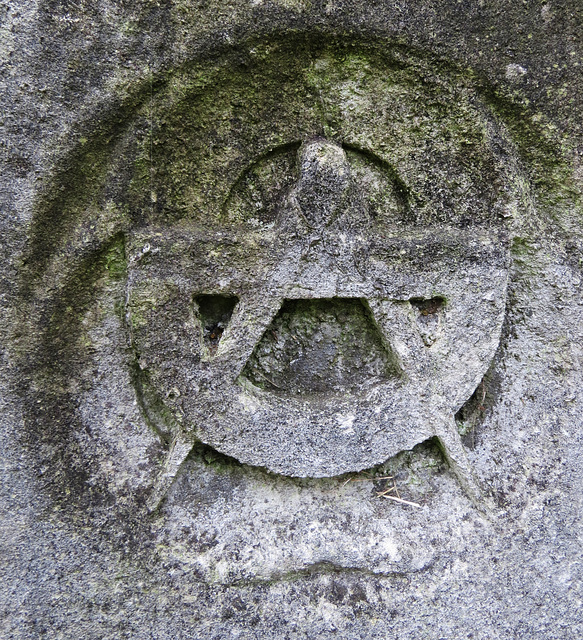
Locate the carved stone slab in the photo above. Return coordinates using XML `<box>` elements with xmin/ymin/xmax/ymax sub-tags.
<box><xmin>126</xmin><ymin>141</ymin><xmax>509</xmax><ymax>505</ymax></box>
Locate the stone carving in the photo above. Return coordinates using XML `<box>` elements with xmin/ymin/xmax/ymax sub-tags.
<box><xmin>127</xmin><ymin>139</ymin><xmax>509</xmax><ymax>508</ymax></box>
<box><xmin>17</xmin><ymin>39</ymin><xmax>539</xmax><ymax>588</ymax></box>
<box><xmin>7</xmin><ymin>5</ymin><xmax>583</xmax><ymax>635</ymax></box>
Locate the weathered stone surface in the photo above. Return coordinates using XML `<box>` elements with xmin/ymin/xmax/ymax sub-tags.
<box><xmin>2</xmin><ymin>1</ymin><xmax>583</xmax><ymax>638</ymax></box>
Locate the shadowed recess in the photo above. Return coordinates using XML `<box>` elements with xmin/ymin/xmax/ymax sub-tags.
<box><xmin>194</xmin><ymin>294</ymin><xmax>239</xmax><ymax>354</ymax></box>
<box><xmin>240</xmin><ymin>297</ymin><xmax>401</xmax><ymax>395</ymax></box>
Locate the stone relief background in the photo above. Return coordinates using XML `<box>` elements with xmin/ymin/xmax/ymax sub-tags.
<box><xmin>2</xmin><ymin>1</ymin><xmax>583</xmax><ymax>638</ymax></box>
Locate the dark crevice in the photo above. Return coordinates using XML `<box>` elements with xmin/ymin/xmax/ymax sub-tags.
<box><xmin>410</xmin><ymin>296</ymin><xmax>445</xmax><ymax>316</ymax></box>
<box><xmin>194</xmin><ymin>294</ymin><xmax>238</xmax><ymax>353</ymax></box>
<box><xmin>189</xmin><ymin>440</ymin><xmax>246</xmax><ymax>471</ymax></box>
<box><xmin>455</xmin><ymin>368</ymin><xmax>500</xmax><ymax>449</ymax></box>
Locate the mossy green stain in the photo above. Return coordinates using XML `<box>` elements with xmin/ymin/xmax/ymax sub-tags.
<box><xmin>23</xmin><ymin>33</ymin><xmax>580</xmax><ymax>312</ymax></box>
<box><xmin>104</xmin><ymin>237</ymin><xmax>127</xmax><ymax>279</ymax></box>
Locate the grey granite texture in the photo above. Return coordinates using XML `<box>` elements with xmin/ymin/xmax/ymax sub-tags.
<box><xmin>1</xmin><ymin>1</ymin><xmax>583</xmax><ymax>638</ymax></box>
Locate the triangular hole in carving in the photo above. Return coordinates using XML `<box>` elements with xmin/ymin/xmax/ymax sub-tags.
<box><xmin>194</xmin><ymin>294</ymin><xmax>238</xmax><ymax>354</ymax></box>
<box><xmin>240</xmin><ymin>297</ymin><xmax>401</xmax><ymax>396</ymax></box>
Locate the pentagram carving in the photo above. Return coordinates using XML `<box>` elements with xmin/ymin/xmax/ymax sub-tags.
<box><xmin>126</xmin><ymin>140</ymin><xmax>509</xmax><ymax>509</ymax></box>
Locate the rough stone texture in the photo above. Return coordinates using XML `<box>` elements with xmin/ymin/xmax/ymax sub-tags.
<box><xmin>1</xmin><ymin>1</ymin><xmax>583</xmax><ymax>638</ymax></box>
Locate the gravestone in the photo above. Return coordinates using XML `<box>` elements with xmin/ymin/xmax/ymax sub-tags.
<box><xmin>2</xmin><ymin>2</ymin><xmax>583</xmax><ymax>638</ymax></box>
